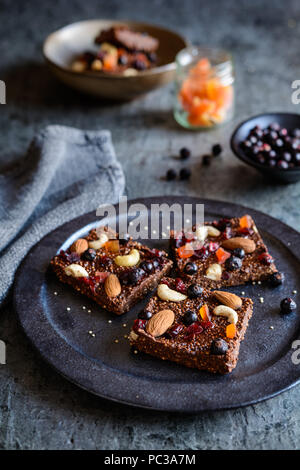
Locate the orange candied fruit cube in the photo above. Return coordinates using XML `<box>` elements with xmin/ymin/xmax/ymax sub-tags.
<box><xmin>215</xmin><ymin>247</ymin><xmax>231</xmax><ymax>264</ymax></box>
<box><xmin>103</xmin><ymin>53</ymin><xmax>118</xmax><ymax>71</ymax></box>
<box><xmin>226</xmin><ymin>323</ymin><xmax>236</xmax><ymax>339</ymax></box>
<box><xmin>177</xmin><ymin>244</ymin><xmax>194</xmax><ymax>259</ymax></box>
<box><xmin>105</xmin><ymin>240</ymin><xmax>120</xmax><ymax>253</ymax></box>
<box><xmin>239</xmin><ymin>215</ymin><xmax>252</xmax><ymax>229</ymax></box>
<box><xmin>199</xmin><ymin>304</ymin><xmax>210</xmax><ymax>321</ymax></box>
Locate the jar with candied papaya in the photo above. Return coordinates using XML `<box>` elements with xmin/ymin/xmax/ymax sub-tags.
<box><xmin>174</xmin><ymin>47</ymin><xmax>234</xmax><ymax>130</ymax></box>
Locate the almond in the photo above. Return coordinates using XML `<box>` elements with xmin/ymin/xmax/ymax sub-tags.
<box><xmin>146</xmin><ymin>309</ymin><xmax>175</xmax><ymax>337</ymax></box>
<box><xmin>104</xmin><ymin>274</ymin><xmax>121</xmax><ymax>298</ymax></box>
<box><xmin>213</xmin><ymin>291</ymin><xmax>242</xmax><ymax>309</ymax></box>
<box><xmin>221</xmin><ymin>237</ymin><xmax>256</xmax><ymax>253</ymax></box>
<box><xmin>70</xmin><ymin>238</ymin><xmax>88</xmax><ymax>254</ymax></box>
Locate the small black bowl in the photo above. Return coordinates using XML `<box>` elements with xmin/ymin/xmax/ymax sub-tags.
<box><xmin>231</xmin><ymin>112</ymin><xmax>300</xmax><ymax>184</ymax></box>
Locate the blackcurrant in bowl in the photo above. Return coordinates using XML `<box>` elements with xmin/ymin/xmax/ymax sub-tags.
<box><xmin>230</xmin><ymin>113</ymin><xmax>300</xmax><ymax>184</ymax></box>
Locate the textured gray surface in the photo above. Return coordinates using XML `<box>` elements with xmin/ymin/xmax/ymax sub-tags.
<box><xmin>0</xmin><ymin>0</ymin><xmax>300</xmax><ymax>450</ymax></box>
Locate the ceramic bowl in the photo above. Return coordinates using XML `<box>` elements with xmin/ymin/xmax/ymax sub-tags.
<box><xmin>231</xmin><ymin>113</ymin><xmax>300</xmax><ymax>184</ymax></box>
<box><xmin>43</xmin><ymin>19</ymin><xmax>188</xmax><ymax>101</ymax></box>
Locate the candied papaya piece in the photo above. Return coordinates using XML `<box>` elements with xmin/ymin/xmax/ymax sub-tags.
<box><xmin>216</xmin><ymin>247</ymin><xmax>231</xmax><ymax>264</ymax></box>
<box><xmin>226</xmin><ymin>323</ymin><xmax>236</xmax><ymax>339</ymax></box>
<box><xmin>199</xmin><ymin>304</ymin><xmax>211</xmax><ymax>321</ymax></box>
<box><xmin>102</xmin><ymin>53</ymin><xmax>118</xmax><ymax>70</ymax></box>
<box><xmin>239</xmin><ymin>215</ymin><xmax>252</xmax><ymax>229</ymax></box>
<box><xmin>177</xmin><ymin>244</ymin><xmax>194</xmax><ymax>259</ymax></box>
<box><xmin>105</xmin><ymin>240</ymin><xmax>120</xmax><ymax>253</ymax></box>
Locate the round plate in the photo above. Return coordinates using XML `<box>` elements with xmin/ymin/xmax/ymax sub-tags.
<box><xmin>43</xmin><ymin>20</ymin><xmax>187</xmax><ymax>100</ymax></box>
<box><xmin>230</xmin><ymin>112</ymin><xmax>300</xmax><ymax>184</ymax></box>
<box><xmin>13</xmin><ymin>197</ymin><xmax>300</xmax><ymax>412</ymax></box>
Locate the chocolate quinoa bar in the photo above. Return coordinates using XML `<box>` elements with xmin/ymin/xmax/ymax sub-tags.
<box><xmin>51</xmin><ymin>227</ymin><xmax>172</xmax><ymax>315</ymax></box>
<box><xmin>170</xmin><ymin>214</ymin><xmax>278</xmax><ymax>289</ymax></box>
<box><xmin>95</xmin><ymin>27</ymin><xmax>159</xmax><ymax>53</ymax></box>
<box><xmin>129</xmin><ymin>278</ymin><xmax>253</xmax><ymax>374</ymax></box>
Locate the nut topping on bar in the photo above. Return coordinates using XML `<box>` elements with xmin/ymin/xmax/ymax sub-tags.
<box><xmin>213</xmin><ymin>305</ymin><xmax>238</xmax><ymax>324</ymax></box>
<box><xmin>114</xmin><ymin>248</ymin><xmax>140</xmax><ymax>267</ymax></box>
<box><xmin>146</xmin><ymin>309</ymin><xmax>175</xmax><ymax>337</ymax></box>
<box><xmin>213</xmin><ymin>291</ymin><xmax>242</xmax><ymax>310</ymax></box>
<box><xmin>157</xmin><ymin>284</ymin><xmax>187</xmax><ymax>302</ymax></box>
<box><xmin>64</xmin><ymin>264</ymin><xmax>89</xmax><ymax>278</ymax></box>
<box><xmin>205</xmin><ymin>263</ymin><xmax>222</xmax><ymax>280</ymax></box>
<box><xmin>70</xmin><ymin>238</ymin><xmax>89</xmax><ymax>254</ymax></box>
<box><xmin>104</xmin><ymin>274</ymin><xmax>121</xmax><ymax>298</ymax></box>
<box><xmin>88</xmin><ymin>233</ymin><xmax>109</xmax><ymax>250</ymax></box>
<box><xmin>221</xmin><ymin>237</ymin><xmax>256</xmax><ymax>253</ymax></box>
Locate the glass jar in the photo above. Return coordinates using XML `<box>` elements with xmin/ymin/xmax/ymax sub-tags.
<box><xmin>174</xmin><ymin>46</ymin><xmax>235</xmax><ymax>130</ymax></box>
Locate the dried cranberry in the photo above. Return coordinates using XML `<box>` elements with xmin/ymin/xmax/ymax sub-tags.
<box><xmin>175</xmin><ymin>278</ymin><xmax>187</xmax><ymax>294</ymax></box>
<box><xmin>184</xmin><ymin>321</ymin><xmax>204</xmax><ymax>340</ymax></box>
<box><xmin>167</xmin><ymin>323</ymin><xmax>185</xmax><ymax>338</ymax></box>
<box><xmin>221</xmin><ymin>227</ymin><xmax>232</xmax><ymax>240</ymax></box>
<box><xmin>222</xmin><ymin>271</ymin><xmax>231</xmax><ymax>280</ymax></box>
<box><xmin>217</xmin><ymin>218</ymin><xmax>231</xmax><ymax>231</ymax></box>
<box><xmin>238</xmin><ymin>227</ymin><xmax>254</xmax><ymax>236</ymax></box>
<box><xmin>193</xmin><ymin>246</ymin><xmax>209</xmax><ymax>259</ymax></box>
<box><xmin>133</xmin><ymin>319</ymin><xmax>147</xmax><ymax>333</ymax></box>
<box><xmin>160</xmin><ymin>279</ymin><xmax>170</xmax><ymax>287</ymax></box>
<box><xmin>200</xmin><ymin>320</ymin><xmax>214</xmax><ymax>330</ymax></box>
<box><xmin>258</xmin><ymin>252</ymin><xmax>273</xmax><ymax>265</ymax></box>
<box><xmin>209</xmin><ymin>241</ymin><xmax>219</xmax><ymax>252</ymax></box>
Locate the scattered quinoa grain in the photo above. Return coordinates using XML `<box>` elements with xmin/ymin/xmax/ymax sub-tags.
<box><xmin>66</xmin><ymin>307</ymin><xmax>71</xmax><ymax>311</ymax></box>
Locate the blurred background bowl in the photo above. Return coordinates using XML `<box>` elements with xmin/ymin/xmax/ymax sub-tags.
<box><xmin>43</xmin><ymin>19</ymin><xmax>188</xmax><ymax>101</ymax></box>
<box><xmin>231</xmin><ymin>112</ymin><xmax>300</xmax><ymax>184</ymax></box>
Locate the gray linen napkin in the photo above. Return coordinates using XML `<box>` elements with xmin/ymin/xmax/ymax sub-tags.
<box><xmin>0</xmin><ymin>125</ymin><xmax>125</xmax><ymax>304</ymax></box>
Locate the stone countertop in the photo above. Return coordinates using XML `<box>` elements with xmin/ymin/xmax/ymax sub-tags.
<box><xmin>0</xmin><ymin>0</ymin><xmax>300</xmax><ymax>450</ymax></box>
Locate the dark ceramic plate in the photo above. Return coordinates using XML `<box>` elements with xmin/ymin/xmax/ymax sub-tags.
<box><xmin>13</xmin><ymin>197</ymin><xmax>300</xmax><ymax>412</ymax></box>
<box><xmin>231</xmin><ymin>113</ymin><xmax>300</xmax><ymax>184</ymax></box>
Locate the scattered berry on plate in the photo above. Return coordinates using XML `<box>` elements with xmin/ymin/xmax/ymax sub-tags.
<box><xmin>269</xmin><ymin>271</ymin><xmax>285</xmax><ymax>287</ymax></box>
<box><xmin>280</xmin><ymin>297</ymin><xmax>297</xmax><ymax>315</ymax></box>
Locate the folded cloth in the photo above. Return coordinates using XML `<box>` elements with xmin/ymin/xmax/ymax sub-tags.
<box><xmin>0</xmin><ymin>125</ymin><xmax>125</xmax><ymax>304</ymax></box>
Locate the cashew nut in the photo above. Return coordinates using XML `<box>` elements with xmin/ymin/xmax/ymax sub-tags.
<box><xmin>157</xmin><ymin>284</ymin><xmax>187</xmax><ymax>302</ymax></box>
<box><xmin>205</xmin><ymin>263</ymin><xmax>222</xmax><ymax>281</ymax></box>
<box><xmin>195</xmin><ymin>225</ymin><xmax>208</xmax><ymax>242</ymax></box>
<box><xmin>88</xmin><ymin>233</ymin><xmax>108</xmax><ymax>250</ymax></box>
<box><xmin>196</xmin><ymin>225</ymin><xmax>220</xmax><ymax>242</ymax></box>
<box><xmin>114</xmin><ymin>248</ymin><xmax>140</xmax><ymax>267</ymax></box>
<box><xmin>64</xmin><ymin>264</ymin><xmax>89</xmax><ymax>278</ymax></box>
<box><xmin>213</xmin><ymin>305</ymin><xmax>238</xmax><ymax>324</ymax></box>
<box><xmin>207</xmin><ymin>225</ymin><xmax>221</xmax><ymax>237</ymax></box>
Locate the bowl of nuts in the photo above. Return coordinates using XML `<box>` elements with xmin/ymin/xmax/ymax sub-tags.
<box><xmin>230</xmin><ymin>113</ymin><xmax>300</xmax><ymax>184</ymax></box>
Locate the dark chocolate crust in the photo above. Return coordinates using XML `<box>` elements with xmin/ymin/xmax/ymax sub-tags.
<box><xmin>170</xmin><ymin>215</ymin><xmax>277</xmax><ymax>289</ymax></box>
<box><xmin>51</xmin><ymin>228</ymin><xmax>172</xmax><ymax>315</ymax></box>
<box><xmin>130</xmin><ymin>278</ymin><xmax>253</xmax><ymax>374</ymax></box>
